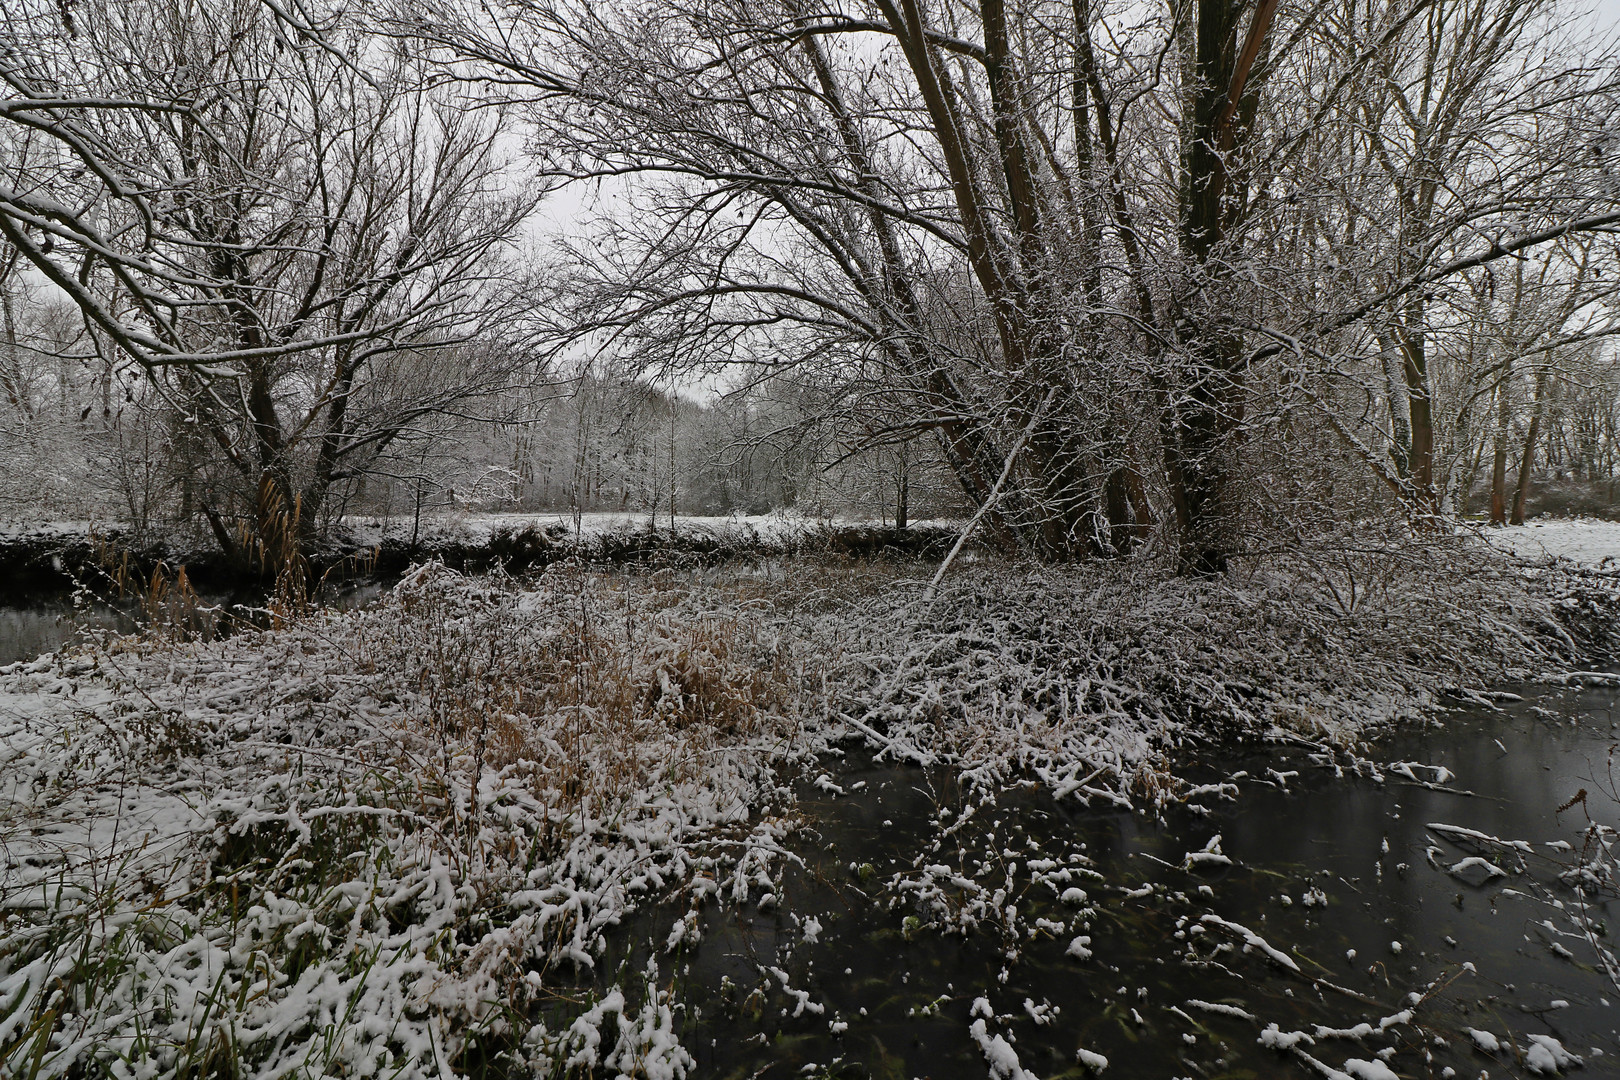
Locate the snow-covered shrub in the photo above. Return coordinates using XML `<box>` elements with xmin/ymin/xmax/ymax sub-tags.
<box><xmin>0</xmin><ymin>564</ymin><xmax>810</xmax><ymax>1078</ymax></box>
<box><xmin>808</xmin><ymin>536</ymin><xmax>1579</xmax><ymax>804</ymax></box>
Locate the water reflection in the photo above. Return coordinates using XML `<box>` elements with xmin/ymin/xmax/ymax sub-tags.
<box><xmin>0</xmin><ymin>600</ymin><xmax>133</xmax><ymax>664</ymax></box>
<box><xmin>0</xmin><ymin>580</ymin><xmax>386</xmax><ymax>665</ymax></box>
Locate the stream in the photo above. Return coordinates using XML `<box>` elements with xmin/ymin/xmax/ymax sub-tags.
<box><xmin>0</xmin><ymin>581</ymin><xmax>387</xmax><ymax>665</ymax></box>
<box><xmin>579</xmin><ymin>688</ymin><xmax>1620</xmax><ymax>1079</ymax></box>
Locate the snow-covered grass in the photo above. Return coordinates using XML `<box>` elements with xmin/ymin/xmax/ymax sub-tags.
<box><xmin>817</xmin><ymin>539</ymin><xmax>1578</xmax><ymax>803</ymax></box>
<box><xmin>0</xmin><ymin>537</ymin><xmax>1605</xmax><ymax>1077</ymax></box>
<box><xmin>1</xmin><ymin>565</ymin><xmax>813</xmax><ymax>1078</ymax></box>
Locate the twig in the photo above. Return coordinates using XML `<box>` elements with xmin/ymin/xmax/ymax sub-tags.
<box><xmin>922</xmin><ymin>388</ymin><xmax>1055</xmax><ymax>604</ymax></box>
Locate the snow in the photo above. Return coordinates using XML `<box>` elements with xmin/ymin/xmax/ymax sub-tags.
<box><xmin>835</xmin><ymin>540</ymin><xmax>1576</xmax><ymax>811</ymax></box>
<box><xmin>1388</xmin><ymin>761</ymin><xmax>1455</xmax><ymax>785</ymax></box>
<box><xmin>0</xmin><ymin>567</ymin><xmax>811</xmax><ymax>1077</ymax></box>
<box><xmin>766</xmin><ymin>966</ymin><xmax>825</xmax><ymax>1017</ymax></box>
<box><xmin>1183</xmin><ymin>834</ymin><xmax>1233</xmax><ymax>870</ymax></box>
<box><xmin>1198</xmin><ymin>915</ymin><xmax>1301</xmax><ymax>972</ymax></box>
<box><xmin>0</xmin><ymin>517</ymin><xmax>110</xmax><ymax>541</ymax></box>
<box><xmin>969</xmin><ymin>1017</ymin><xmax>1038</xmax><ymax>1079</ymax></box>
<box><xmin>1</xmin><ymin>529</ymin><xmax>1607</xmax><ymax>1076</ymax></box>
<box><xmin>332</xmin><ymin>509</ymin><xmax>954</xmax><ymax>558</ymax></box>
<box><xmin>1259</xmin><ymin>1024</ymin><xmax>1315</xmax><ymax>1050</ymax></box>
<box><xmin>1186</xmin><ymin>999</ymin><xmax>1257</xmax><ymax>1021</ymax></box>
<box><xmin>1023</xmin><ymin>998</ymin><xmax>1054</xmax><ymax>1025</ymax></box>
<box><xmin>1484</xmin><ymin>518</ymin><xmax>1620</xmax><ymax>566</ymax></box>
<box><xmin>1343</xmin><ymin>1058</ymin><xmax>1399</xmax><ymax>1080</ymax></box>
<box><xmin>1447</xmin><ymin>856</ymin><xmax>1508</xmax><ymax>878</ymax></box>
<box><xmin>1525</xmin><ymin>1034</ymin><xmax>1582</xmax><ymax>1074</ymax></box>
<box><xmin>1076</xmin><ymin>1047</ymin><xmax>1109</xmax><ymax>1072</ymax></box>
<box><xmin>540</xmin><ymin>968</ymin><xmax>694</xmax><ymax>1079</ymax></box>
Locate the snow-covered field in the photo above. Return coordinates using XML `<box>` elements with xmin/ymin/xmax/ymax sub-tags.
<box><xmin>1481</xmin><ymin>517</ymin><xmax>1620</xmax><ymax>567</ymax></box>
<box><xmin>0</xmin><ymin>510</ymin><xmax>864</xmax><ymax>556</ymax></box>
<box><xmin>340</xmin><ymin>510</ymin><xmax>937</xmax><ymax>544</ymax></box>
<box><xmin>12</xmin><ymin>510</ymin><xmax>1620</xmax><ymax>568</ymax></box>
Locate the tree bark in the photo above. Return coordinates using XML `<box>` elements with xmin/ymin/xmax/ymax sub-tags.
<box><xmin>1510</xmin><ymin>369</ymin><xmax>1548</xmax><ymax>525</ymax></box>
<box><xmin>1490</xmin><ymin>372</ymin><xmax>1512</xmax><ymax>524</ymax></box>
<box><xmin>1160</xmin><ymin>0</ymin><xmax>1271</xmax><ymax>574</ymax></box>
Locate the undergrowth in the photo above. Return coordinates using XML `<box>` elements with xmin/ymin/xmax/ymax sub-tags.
<box><xmin>789</xmin><ymin>535</ymin><xmax>1593</xmax><ymax>805</ymax></box>
<box><xmin>0</xmin><ymin>536</ymin><xmax>1609</xmax><ymax>1077</ymax></box>
<box><xmin>0</xmin><ymin>564</ymin><xmax>808</xmax><ymax>1078</ymax></box>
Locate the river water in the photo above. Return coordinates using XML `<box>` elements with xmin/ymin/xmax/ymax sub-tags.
<box><xmin>575</xmin><ymin>688</ymin><xmax>1620</xmax><ymax>1079</ymax></box>
<box><xmin>0</xmin><ymin>581</ymin><xmax>386</xmax><ymax>665</ymax></box>
<box><xmin>0</xmin><ymin>597</ymin><xmax>134</xmax><ymax>664</ymax></box>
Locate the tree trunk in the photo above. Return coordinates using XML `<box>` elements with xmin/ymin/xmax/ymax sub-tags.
<box><xmin>1449</xmin><ymin>405</ymin><xmax>1487</xmax><ymax>518</ymax></box>
<box><xmin>1510</xmin><ymin>370</ymin><xmax>1548</xmax><ymax>525</ymax></box>
<box><xmin>1398</xmin><ymin>314</ymin><xmax>1438</xmax><ymax>518</ymax></box>
<box><xmin>1490</xmin><ymin>373</ymin><xmax>1512</xmax><ymax>524</ymax></box>
<box><xmin>1158</xmin><ymin>0</ymin><xmax>1274</xmax><ymax>574</ymax></box>
<box><xmin>1378</xmin><ymin>336</ymin><xmax>1411</xmax><ymax>477</ymax></box>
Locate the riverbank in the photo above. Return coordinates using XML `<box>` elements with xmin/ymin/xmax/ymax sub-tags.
<box><xmin>1</xmin><ymin>532</ymin><xmax>1616</xmax><ymax>1077</ymax></box>
<box><xmin>3</xmin><ymin>511</ymin><xmax>1613</xmax><ymax>595</ymax></box>
<box><xmin>0</xmin><ymin>513</ymin><xmax>959</xmax><ymax>597</ymax></box>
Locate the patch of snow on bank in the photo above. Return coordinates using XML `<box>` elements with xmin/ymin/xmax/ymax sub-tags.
<box><xmin>1483</xmin><ymin>518</ymin><xmax>1620</xmax><ymax>567</ymax></box>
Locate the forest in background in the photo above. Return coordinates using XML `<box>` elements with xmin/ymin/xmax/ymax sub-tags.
<box><xmin>6</xmin><ymin>319</ymin><xmax>1620</xmax><ymax>535</ymax></box>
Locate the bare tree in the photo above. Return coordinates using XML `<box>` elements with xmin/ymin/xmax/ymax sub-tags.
<box><xmin>0</xmin><ymin>0</ymin><xmax>541</xmax><ymax>562</ymax></box>
<box><xmin>412</xmin><ymin>0</ymin><xmax>1619</xmax><ymax>571</ymax></box>
<box><xmin>1278</xmin><ymin>0</ymin><xmax>1620</xmax><ymax>519</ymax></box>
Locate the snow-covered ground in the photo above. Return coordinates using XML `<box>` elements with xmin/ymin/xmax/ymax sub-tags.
<box><xmin>0</xmin><ymin>510</ymin><xmax>839</xmax><ymax>551</ymax></box>
<box><xmin>0</xmin><ymin>568</ymin><xmax>811</xmax><ymax>1077</ymax></box>
<box><xmin>1</xmin><ymin>540</ymin><xmax>1609</xmax><ymax>1077</ymax></box>
<box><xmin>332</xmin><ymin>510</ymin><xmax>956</xmax><ymax>555</ymax></box>
<box><xmin>12</xmin><ymin>510</ymin><xmax>1620</xmax><ymax>567</ymax></box>
<box><xmin>344</xmin><ymin>509</ymin><xmax>928</xmax><ymax>539</ymax></box>
<box><xmin>0</xmin><ymin>518</ymin><xmax>106</xmax><ymax>540</ymax></box>
<box><xmin>342</xmin><ymin>510</ymin><xmax>808</xmax><ymax>544</ymax></box>
<box><xmin>1480</xmin><ymin>517</ymin><xmax>1620</xmax><ymax>567</ymax></box>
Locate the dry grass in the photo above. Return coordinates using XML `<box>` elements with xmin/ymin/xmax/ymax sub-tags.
<box><xmin>0</xmin><ymin>561</ymin><xmax>819</xmax><ymax>1079</ymax></box>
<box><xmin>354</xmin><ymin>563</ymin><xmax>808</xmax><ymax>809</ymax></box>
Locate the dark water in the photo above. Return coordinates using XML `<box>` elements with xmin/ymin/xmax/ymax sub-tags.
<box><xmin>579</xmin><ymin>688</ymin><xmax>1620</xmax><ymax>1079</ymax></box>
<box><xmin>0</xmin><ymin>581</ymin><xmax>387</xmax><ymax>665</ymax></box>
<box><xmin>0</xmin><ymin>599</ymin><xmax>133</xmax><ymax>664</ymax></box>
